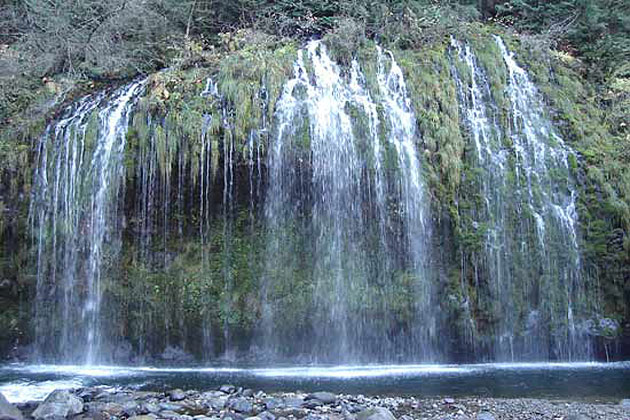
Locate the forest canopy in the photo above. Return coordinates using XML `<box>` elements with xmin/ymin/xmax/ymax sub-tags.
<box><xmin>0</xmin><ymin>1</ymin><xmax>627</xmax><ymax>81</ymax></box>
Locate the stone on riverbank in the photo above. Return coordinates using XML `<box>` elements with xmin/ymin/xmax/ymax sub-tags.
<box><xmin>227</xmin><ymin>397</ymin><xmax>254</xmax><ymax>414</ymax></box>
<box><xmin>306</xmin><ymin>392</ymin><xmax>337</xmax><ymax>405</ymax></box>
<box><xmin>9</xmin><ymin>385</ymin><xmax>630</xmax><ymax>420</ymax></box>
<box><xmin>168</xmin><ymin>390</ymin><xmax>187</xmax><ymax>402</ymax></box>
<box><xmin>356</xmin><ymin>407</ymin><xmax>396</xmax><ymax>420</ymax></box>
<box><xmin>219</xmin><ymin>385</ymin><xmax>236</xmax><ymax>394</ymax></box>
<box><xmin>31</xmin><ymin>390</ymin><xmax>83</xmax><ymax>419</ymax></box>
<box><xmin>0</xmin><ymin>392</ymin><xmax>24</xmax><ymax>420</ymax></box>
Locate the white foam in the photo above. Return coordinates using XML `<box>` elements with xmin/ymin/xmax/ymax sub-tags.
<box><xmin>0</xmin><ymin>378</ymin><xmax>84</xmax><ymax>403</ymax></box>
<box><xmin>253</xmin><ymin>364</ymin><xmax>475</xmax><ymax>378</ymax></box>
<box><xmin>2</xmin><ymin>361</ymin><xmax>628</xmax><ymax>381</ymax></box>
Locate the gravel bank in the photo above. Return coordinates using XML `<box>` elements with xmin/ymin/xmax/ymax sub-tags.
<box><xmin>2</xmin><ymin>385</ymin><xmax>628</xmax><ymax>420</ymax></box>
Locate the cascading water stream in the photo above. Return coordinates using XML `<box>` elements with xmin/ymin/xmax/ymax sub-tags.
<box><xmin>31</xmin><ymin>80</ymin><xmax>146</xmax><ymax>364</ymax></box>
<box><xmin>450</xmin><ymin>36</ymin><xmax>591</xmax><ymax>360</ymax></box>
<box><xmin>261</xmin><ymin>41</ymin><xmax>434</xmax><ymax>362</ymax></box>
<box><xmin>375</xmin><ymin>46</ymin><xmax>435</xmax><ymax>356</ymax></box>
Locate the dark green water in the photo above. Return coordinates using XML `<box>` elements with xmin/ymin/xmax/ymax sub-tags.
<box><xmin>1</xmin><ymin>363</ymin><xmax>629</xmax><ymax>403</ymax></box>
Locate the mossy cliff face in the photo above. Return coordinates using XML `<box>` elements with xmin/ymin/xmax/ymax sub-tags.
<box><xmin>0</xmin><ymin>28</ymin><xmax>627</xmax><ymax>363</ymax></box>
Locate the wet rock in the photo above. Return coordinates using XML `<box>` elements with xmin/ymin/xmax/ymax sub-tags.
<box><xmin>303</xmin><ymin>399</ymin><xmax>323</xmax><ymax>409</ymax></box>
<box><xmin>356</xmin><ymin>407</ymin><xmax>396</xmax><ymax>420</ymax></box>
<box><xmin>32</xmin><ymin>390</ymin><xmax>84</xmax><ymax>419</ymax></box>
<box><xmin>341</xmin><ymin>403</ymin><xmax>363</xmax><ymax>414</ymax></box>
<box><xmin>160</xmin><ymin>402</ymin><xmax>185</xmax><ymax>412</ymax></box>
<box><xmin>160</xmin><ymin>346</ymin><xmax>195</xmax><ymax>364</ymax></box>
<box><xmin>87</xmin><ymin>401</ymin><xmax>129</xmax><ymax>417</ymax></box>
<box><xmin>202</xmin><ymin>391</ymin><xmax>226</xmax><ymax>399</ymax></box>
<box><xmin>282</xmin><ymin>397</ymin><xmax>304</xmax><ymax>408</ymax></box>
<box><xmin>227</xmin><ymin>398</ymin><xmax>254</xmax><ymax>414</ymax></box>
<box><xmin>220</xmin><ymin>385</ymin><xmax>237</xmax><ymax>394</ymax></box>
<box><xmin>160</xmin><ymin>410</ymin><xmax>183</xmax><ymax>419</ymax></box>
<box><xmin>205</xmin><ymin>395</ymin><xmax>229</xmax><ymax>411</ymax></box>
<box><xmin>621</xmin><ymin>399</ymin><xmax>630</xmax><ymax>408</ymax></box>
<box><xmin>306</xmin><ymin>392</ymin><xmax>337</xmax><ymax>405</ymax></box>
<box><xmin>169</xmin><ymin>389</ymin><xmax>187</xmax><ymax>402</ymax></box>
<box><xmin>76</xmin><ymin>388</ymin><xmax>98</xmax><ymax>402</ymax></box>
<box><xmin>565</xmin><ymin>415</ymin><xmax>589</xmax><ymax>420</ymax></box>
<box><xmin>304</xmin><ymin>415</ymin><xmax>328</xmax><ymax>420</ymax></box>
<box><xmin>114</xmin><ymin>341</ymin><xmax>134</xmax><ymax>363</ymax></box>
<box><xmin>222</xmin><ymin>414</ymin><xmax>245</xmax><ymax>420</ymax></box>
<box><xmin>207</xmin><ymin>396</ymin><xmax>228</xmax><ymax>411</ymax></box>
<box><xmin>476</xmin><ymin>412</ymin><xmax>496</xmax><ymax>420</ymax></box>
<box><xmin>264</xmin><ymin>398</ymin><xmax>284</xmax><ymax>410</ymax></box>
<box><xmin>0</xmin><ymin>392</ymin><xmax>23</xmax><ymax>420</ymax></box>
<box><xmin>257</xmin><ymin>411</ymin><xmax>276</xmax><ymax>420</ymax></box>
<box><xmin>443</xmin><ymin>397</ymin><xmax>455</xmax><ymax>404</ymax></box>
<box><xmin>123</xmin><ymin>401</ymin><xmax>143</xmax><ymax>416</ymax></box>
<box><xmin>241</xmin><ymin>389</ymin><xmax>255</xmax><ymax>398</ymax></box>
<box><xmin>138</xmin><ymin>402</ymin><xmax>161</xmax><ymax>414</ymax></box>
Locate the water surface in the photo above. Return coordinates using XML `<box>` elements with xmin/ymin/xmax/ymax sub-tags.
<box><xmin>1</xmin><ymin>362</ymin><xmax>628</xmax><ymax>403</ymax></box>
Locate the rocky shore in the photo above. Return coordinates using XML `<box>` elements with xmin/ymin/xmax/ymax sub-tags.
<box><xmin>1</xmin><ymin>385</ymin><xmax>629</xmax><ymax>420</ymax></box>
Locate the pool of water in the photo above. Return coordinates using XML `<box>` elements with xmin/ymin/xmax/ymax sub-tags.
<box><xmin>1</xmin><ymin>362</ymin><xmax>629</xmax><ymax>403</ymax></box>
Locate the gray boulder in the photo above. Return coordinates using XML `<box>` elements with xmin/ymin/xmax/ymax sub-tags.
<box><xmin>227</xmin><ymin>398</ymin><xmax>253</xmax><ymax>414</ymax></box>
<box><xmin>220</xmin><ymin>385</ymin><xmax>236</xmax><ymax>394</ymax></box>
<box><xmin>138</xmin><ymin>402</ymin><xmax>161</xmax><ymax>414</ymax></box>
<box><xmin>160</xmin><ymin>410</ymin><xmax>182</xmax><ymax>419</ymax></box>
<box><xmin>621</xmin><ymin>399</ymin><xmax>630</xmax><ymax>409</ymax></box>
<box><xmin>302</xmin><ymin>399</ymin><xmax>323</xmax><ymax>409</ymax></box>
<box><xmin>0</xmin><ymin>393</ymin><xmax>23</xmax><ymax>420</ymax></box>
<box><xmin>282</xmin><ymin>397</ymin><xmax>304</xmax><ymax>409</ymax></box>
<box><xmin>159</xmin><ymin>403</ymin><xmax>185</xmax><ymax>412</ymax></box>
<box><xmin>32</xmin><ymin>390</ymin><xmax>84</xmax><ymax>419</ymax></box>
<box><xmin>306</xmin><ymin>392</ymin><xmax>337</xmax><ymax>405</ymax></box>
<box><xmin>202</xmin><ymin>391</ymin><xmax>226</xmax><ymax>399</ymax></box>
<box><xmin>477</xmin><ymin>412</ymin><xmax>496</xmax><ymax>420</ymax></box>
<box><xmin>257</xmin><ymin>411</ymin><xmax>275</xmax><ymax>420</ymax></box>
<box><xmin>160</xmin><ymin>346</ymin><xmax>195</xmax><ymax>364</ymax></box>
<box><xmin>207</xmin><ymin>396</ymin><xmax>228</xmax><ymax>411</ymax></box>
<box><xmin>356</xmin><ymin>407</ymin><xmax>396</xmax><ymax>420</ymax></box>
<box><xmin>222</xmin><ymin>414</ymin><xmax>245</xmax><ymax>420</ymax></box>
<box><xmin>169</xmin><ymin>389</ymin><xmax>187</xmax><ymax>402</ymax></box>
<box><xmin>263</xmin><ymin>398</ymin><xmax>284</xmax><ymax>410</ymax></box>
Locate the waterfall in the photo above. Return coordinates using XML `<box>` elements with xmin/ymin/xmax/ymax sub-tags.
<box><xmin>450</xmin><ymin>36</ymin><xmax>591</xmax><ymax>360</ymax></box>
<box><xmin>261</xmin><ymin>40</ymin><xmax>434</xmax><ymax>362</ymax></box>
<box><xmin>31</xmin><ymin>80</ymin><xmax>146</xmax><ymax>364</ymax></box>
<box><xmin>25</xmin><ymin>35</ymin><xmax>598</xmax><ymax>365</ymax></box>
